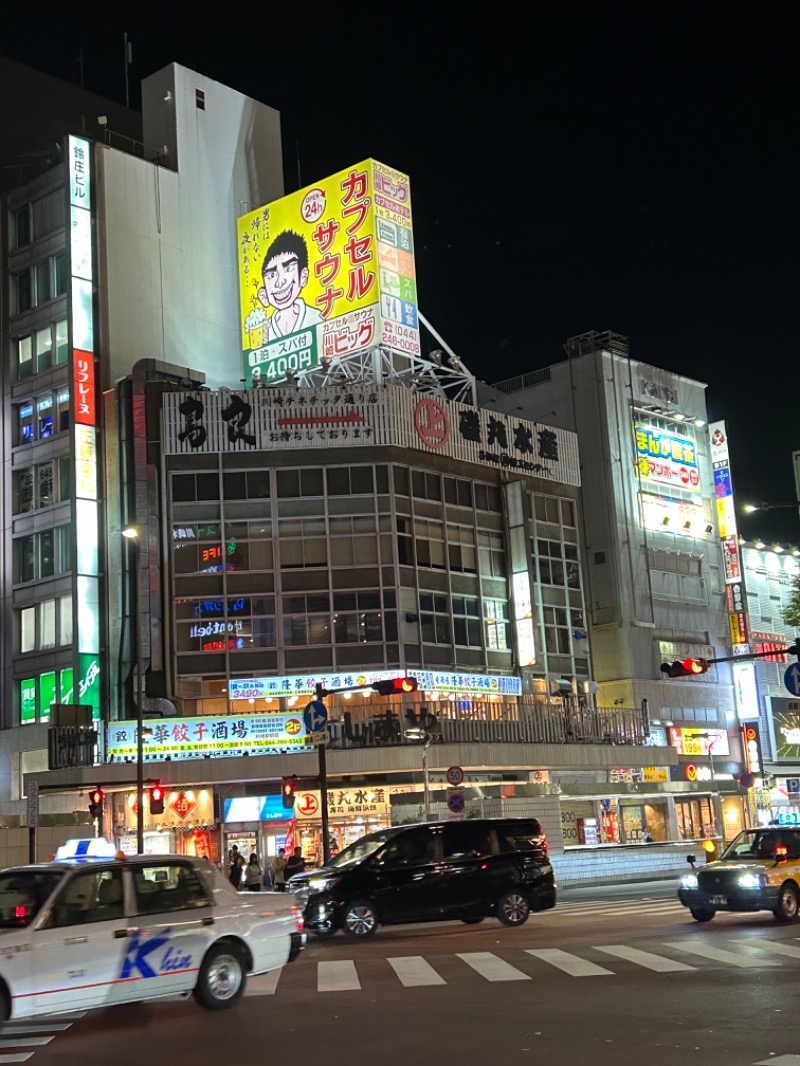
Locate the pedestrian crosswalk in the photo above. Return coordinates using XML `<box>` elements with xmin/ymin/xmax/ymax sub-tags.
<box><xmin>242</xmin><ymin>936</ymin><xmax>800</xmax><ymax>996</ymax></box>
<box><xmin>545</xmin><ymin>895</ymin><xmax>686</xmax><ymax>919</ymax></box>
<box><xmin>0</xmin><ymin>1013</ymin><xmax>85</xmax><ymax>1064</ymax></box>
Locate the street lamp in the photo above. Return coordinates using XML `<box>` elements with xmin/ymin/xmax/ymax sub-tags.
<box><xmin>122</xmin><ymin>526</ymin><xmax>145</xmax><ymax>854</ymax></box>
<box><xmin>743</xmin><ymin>501</ymin><xmax>800</xmax><ymax>513</ymax></box>
<box><xmin>404</xmin><ymin>727</ymin><xmax>437</xmax><ymax>821</ymax></box>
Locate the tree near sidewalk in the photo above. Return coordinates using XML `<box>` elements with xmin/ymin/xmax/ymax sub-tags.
<box><xmin>783</xmin><ymin>574</ymin><xmax>800</xmax><ymax>630</ymax></box>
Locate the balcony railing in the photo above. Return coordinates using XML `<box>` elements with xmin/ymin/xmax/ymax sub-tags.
<box><xmin>325</xmin><ymin>701</ymin><xmax>648</xmax><ymax>750</ymax></box>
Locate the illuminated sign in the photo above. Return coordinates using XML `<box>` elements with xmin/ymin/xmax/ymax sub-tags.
<box><xmin>733</xmin><ymin>661</ymin><xmax>759</xmax><ymax>720</ymax></box>
<box><xmin>753</xmin><ymin>631</ymin><xmax>787</xmax><ymax>663</ymax></box>
<box><xmin>106</xmin><ymin>713</ymin><xmax>314</xmax><ymax>762</ymax></box>
<box><xmin>223</xmin><ymin>795</ymin><xmax>293</xmax><ymax>823</ymax></box>
<box><xmin>741</xmin><ymin>723</ymin><xmax>763</xmax><ymax>776</ymax></box>
<box><xmin>669</xmin><ymin>727</ymin><xmax>730</xmax><ymax>757</ymax></box>
<box><xmin>20</xmin><ymin>678</ymin><xmax>36</xmax><ymax>724</ymax></box>
<box><xmin>237</xmin><ymin>159</ymin><xmax>418</xmax><ymax>386</ymax></box>
<box><xmin>73</xmin><ymin>349</ymin><xmax>95</xmax><ymax>425</ymax></box>
<box><xmin>773</xmin><ymin>709</ymin><xmax>800</xmax><ymax>760</ymax></box>
<box><xmin>228</xmin><ymin>669</ymin><xmax>522</xmax><ymax>701</ymax></box>
<box><xmin>634</xmin><ymin>423</ymin><xmax>701</xmax><ymax>492</ymax></box>
<box><xmin>512</xmin><ymin>571</ymin><xmax>536</xmax><ymax>667</ymax></box>
<box><xmin>640</xmin><ymin>493</ymin><xmax>712</xmax><ymax>539</ymax></box>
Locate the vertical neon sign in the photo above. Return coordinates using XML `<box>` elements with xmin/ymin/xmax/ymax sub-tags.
<box><xmin>69</xmin><ymin>136</ymin><xmax>101</xmax><ymax>721</ymax></box>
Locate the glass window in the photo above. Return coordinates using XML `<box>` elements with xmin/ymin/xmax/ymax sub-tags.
<box><xmin>58</xmin><ymin>456</ymin><xmax>72</xmax><ymax>499</ymax></box>
<box><xmin>350</xmin><ymin>467</ymin><xmax>374</xmax><ymax>495</ymax></box>
<box><xmin>276</xmin><ymin>470</ymin><xmax>301</xmax><ymax>498</ymax></box>
<box><xmin>39</xmin><ymin>600</ymin><xmax>56</xmax><ymax>649</ymax></box>
<box><xmin>18</xmin><ymin>403</ymin><xmax>34</xmax><ymax>445</ymax></box>
<box><xmin>36</xmin><ymin>327</ymin><xmax>53</xmax><ymax>372</ymax></box>
<box><xmin>195</xmin><ymin>473</ymin><xmax>218</xmax><ymax>500</ymax></box>
<box><xmin>377</xmin><ymin>828</ymin><xmax>437</xmax><ymax>868</ymax></box>
<box><xmin>301</xmin><ymin>469</ymin><xmax>324</xmax><ymax>496</ymax></box>
<box><xmin>326</xmin><ymin>468</ymin><xmax>350</xmax><ymax>496</ymax></box>
<box><xmin>55</xmin><ymin>320</ymin><xmax>69</xmax><ymax>364</ymax></box>
<box><xmin>35</xmin><ymin>260</ymin><xmax>51</xmax><ymax>305</ymax></box>
<box><xmin>39</xmin><ymin>530</ymin><xmax>55</xmax><ymax>578</ymax></box>
<box><xmin>38</xmin><ymin>461</ymin><xmax>54</xmax><ymax>508</ymax></box>
<box><xmin>442</xmin><ymin>823</ymin><xmax>494</xmax><ymax>860</ymax></box>
<box><xmin>14</xmin><ymin>205</ymin><xmax>31</xmax><ymax>248</ymax></box>
<box><xmin>18</xmin><ymin>536</ymin><xmax>35</xmax><ymax>583</ymax></box>
<box><xmin>20</xmin><ymin>607</ymin><xmax>35</xmax><ymax>653</ymax></box>
<box><xmin>58</xmin><ymin>522</ymin><xmax>74</xmax><ymax>573</ymax></box>
<box><xmin>0</xmin><ymin>870</ymin><xmax>61</xmax><ymax>928</ymax></box>
<box><xmin>15</xmin><ymin>271</ymin><xmax>32</xmax><ymax>314</ymax></box>
<box><xmin>393</xmin><ymin>466</ymin><xmax>409</xmax><ymax>496</ymax></box>
<box><xmin>17</xmin><ymin>336</ymin><xmax>33</xmax><ymax>379</ymax></box>
<box><xmin>132</xmin><ymin>863</ymin><xmax>211</xmax><ymax>915</ymax></box>
<box><xmin>49</xmin><ymin>869</ymin><xmax>124</xmax><ymax>927</ymax></box>
<box><xmin>172</xmin><ymin>474</ymin><xmax>196</xmax><ymax>502</ymax></box>
<box><xmin>223</xmin><ymin>472</ymin><xmax>246</xmax><ymax>500</ymax></box>
<box><xmin>53</xmin><ymin>252</ymin><xmax>68</xmax><ymax>297</ymax></box>
<box><xmin>56</xmin><ymin>390</ymin><xmax>70</xmax><ymax>433</ymax></box>
<box><xmin>59</xmin><ymin>594</ymin><xmax>73</xmax><ymax>646</ymax></box>
<box><xmin>37</xmin><ymin>395</ymin><xmax>53</xmax><ymax>438</ymax></box>
<box><xmin>15</xmin><ymin>468</ymin><xmax>34</xmax><ymax>514</ymax></box>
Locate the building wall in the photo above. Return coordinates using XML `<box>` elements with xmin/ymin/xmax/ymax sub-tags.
<box><xmin>95</xmin><ymin>64</ymin><xmax>284</xmax><ymax>391</ymax></box>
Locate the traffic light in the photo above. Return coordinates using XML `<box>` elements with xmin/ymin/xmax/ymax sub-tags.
<box><xmin>660</xmin><ymin>658</ymin><xmax>709</xmax><ymax>678</ymax></box>
<box><xmin>371</xmin><ymin>677</ymin><xmax>419</xmax><ymax>695</ymax></box>
<box><xmin>150</xmin><ymin>782</ymin><xmax>165</xmax><ymax>816</ymax></box>
<box><xmin>282</xmin><ymin>775</ymin><xmax>298</xmax><ymax>809</ymax></box>
<box><xmin>88</xmin><ymin>788</ymin><xmax>104</xmax><ymax>819</ymax></box>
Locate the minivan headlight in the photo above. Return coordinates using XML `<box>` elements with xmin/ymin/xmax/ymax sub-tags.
<box><xmin>681</xmin><ymin>873</ymin><xmax>699</xmax><ymax>890</ymax></box>
<box><xmin>309</xmin><ymin>875</ymin><xmax>340</xmax><ymax>893</ymax></box>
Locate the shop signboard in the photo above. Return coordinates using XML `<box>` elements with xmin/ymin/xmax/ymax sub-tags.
<box><xmin>668</xmin><ymin>727</ymin><xmax>730</xmax><ymax>757</ymax></box>
<box><xmin>643</xmin><ymin>767</ymin><xmax>669</xmax><ymax>783</ymax></box>
<box><xmin>639</xmin><ymin>493</ymin><xmax>711</xmax><ymax>539</ymax></box>
<box><xmin>107</xmin><ymin>713</ymin><xmax>313</xmax><ymax>762</ymax></box>
<box><xmin>294</xmin><ymin>788</ymin><xmax>391</xmax><ymax>820</ymax></box>
<box><xmin>223</xmin><ymin>796</ymin><xmax>293</xmax><ymax>823</ymax></box>
<box><xmin>772</xmin><ymin>703</ymin><xmax>800</xmax><ymax>760</ymax></box>
<box><xmin>228</xmin><ymin>668</ymin><xmax>522</xmax><ymax>701</ymax></box>
<box><xmin>161</xmin><ymin>386</ymin><xmax>581</xmax><ymax>488</ymax></box>
<box><xmin>634</xmin><ymin>422</ymin><xmax>701</xmax><ymax>492</ymax></box>
<box><xmin>118</xmin><ymin>788</ymin><xmax>214</xmax><ymax>831</ymax></box>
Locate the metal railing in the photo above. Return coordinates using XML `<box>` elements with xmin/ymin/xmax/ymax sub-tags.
<box><xmin>324</xmin><ymin>701</ymin><xmax>647</xmax><ymax>750</ymax></box>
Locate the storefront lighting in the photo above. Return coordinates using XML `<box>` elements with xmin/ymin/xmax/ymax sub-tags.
<box><xmin>248</xmin><ymin>698</ymin><xmax>255</xmax><ymax>704</ymax></box>
<box><xmin>694</xmin><ymin>418</ymin><xmax>706</xmax><ymax>427</ymax></box>
<box><xmin>287</xmin><ymin>696</ymin><xmax>298</xmax><ymax>706</ymax></box>
<box><xmin>343</xmin><ymin>691</ymin><xmax>353</xmax><ymax>699</ymax></box>
<box><xmin>775</xmin><ymin>545</ymin><xmax>784</xmax><ymax>553</ymax></box>
<box><xmin>794</xmin><ymin>550</ymin><xmax>800</xmax><ymax>558</ymax></box>
<box><xmin>755</xmin><ymin>540</ymin><xmax>765</xmax><ymax>549</ymax></box>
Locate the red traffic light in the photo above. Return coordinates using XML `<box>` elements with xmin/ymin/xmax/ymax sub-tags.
<box><xmin>150</xmin><ymin>783</ymin><xmax>165</xmax><ymax>815</ymax></box>
<box><xmin>89</xmin><ymin>788</ymin><xmax>104</xmax><ymax>818</ymax></box>
<box><xmin>282</xmin><ymin>775</ymin><xmax>298</xmax><ymax>809</ymax></box>
<box><xmin>660</xmin><ymin>658</ymin><xmax>709</xmax><ymax>678</ymax></box>
<box><xmin>371</xmin><ymin>677</ymin><xmax>419</xmax><ymax>695</ymax></box>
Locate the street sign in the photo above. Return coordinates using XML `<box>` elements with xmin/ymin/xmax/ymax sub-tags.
<box><xmin>787</xmin><ymin>778</ymin><xmax>800</xmax><ymax>794</ymax></box>
<box><xmin>445</xmin><ymin>765</ymin><xmax>465</xmax><ymax>787</ymax></box>
<box><xmin>27</xmin><ymin>780</ymin><xmax>39</xmax><ymax>829</ymax></box>
<box><xmin>784</xmin><ymin>663</ymin><xmax>800</xmax><ymax>696</ymax></box>
<box><xmin>447</xmin><ymin>790</ymin><xmax>465</xmax><ymax>816</ymax></box>
<box><xmin>310</xmin><ymin>729</ymin><xmax>330</xmax><ymax>746</ymax></box>
<box><xmin>303</xmin><ymin>700</ymin><xmax>328</xmax><ymax>733</ymax></box>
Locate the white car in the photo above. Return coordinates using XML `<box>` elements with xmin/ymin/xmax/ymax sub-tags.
<box><xmin>0</xmin><ymin>851</ymin><xmax>304</xmax><ymax>1023</ymax></box>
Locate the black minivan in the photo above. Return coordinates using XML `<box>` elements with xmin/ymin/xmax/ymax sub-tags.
<box><xmin>288</xmin><ymin>818</ymin><xmax>555</xmax><ymax>938</ymax></box>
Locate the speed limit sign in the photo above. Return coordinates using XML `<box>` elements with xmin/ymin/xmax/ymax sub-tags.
<box><xmin>446</xmin><ymin>765</ymin><xmax>465</xmax><ymax>787</ymax></box>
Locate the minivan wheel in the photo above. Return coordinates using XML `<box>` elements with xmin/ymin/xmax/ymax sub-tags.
<box><xmin>774</xmin><ymin>882</ymin><xmax>800</xmax><ymax>923</ymax></box>
<box><xmin>497</xmin><ymin>890</ymin><xmax>530</xmax><ymax>927</ymax></box>
<box><xmin>343</xmin><ymin>899</ymin><xmax>378</xmax><ymax>939</ymax></box>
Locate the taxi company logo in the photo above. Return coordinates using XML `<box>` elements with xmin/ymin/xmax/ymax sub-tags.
<box><xmin>414</xmin><ymin>398</ymin><xmax>450</xmax><ymax>450</ymax></box>
<box><xmin>169</xmin><ymin>792</ymin><xmax>197</xmax><ymax>820</ymax></box>
<box><xmin>297</xmin><ymin>792</ymin><xmax>320</xmax><ymax>816</ymax></box>
<box><xmin>285</xmin><ymin>718</ymin><xmax>303</xmax><ymax>736</ymax></box>
<box><xmin>120</xmin><ymin>928</ymin><xmax>183</xmax><ymax>979</ymax></box>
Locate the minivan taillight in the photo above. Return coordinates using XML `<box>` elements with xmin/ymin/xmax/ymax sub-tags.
<box><xmin>541</xmin><ymin>835</ymin><xmax>549</xmax><ymax>857</ymax></box>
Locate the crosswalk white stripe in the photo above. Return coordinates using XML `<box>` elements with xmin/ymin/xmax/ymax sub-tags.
<box><xmin>595</xmin><ymin>944</ymin><xmax>696</xmax><ymax>972</ymax></box>
<box><xmin>0</xmin><ymin>1037</ymin><xmax>55</xmax><ymax>1048</ymax></box>
<box><xmin>556</xmin><ymin>898</ymin><xmax>674</xmax><ymax>909</ymax></box>
<box><xmin>741</xmin><ymin>940</ymin><xmax>800</xmax><ymax>960</ymax></box>
<box><xmin>664</xmin><ymin>941</ymin><xmax>778</xmax><ymax>968</ymax></box>
<box><xmin>318</xmin><ymin>960</ymin><xmax>361</xmax><ymax>992</ymax></box>
<box><xmin>525</xmin><ymin>948</ymin><xmax>613</xmax><ymax>977</ymax></box>
<box><xmin>0</xmin><ymin>1025</ymin><xmax>72</xmax><ymax>1034</ymax></box>
<box><xmin>457</xmin><ymin>952</ymin><xmax>531</xmax><ymax>982</ymax></box>
<box><xmin>245</xmin><ymin>968</ymin><xmax>283</xmax><ymax>995</ymax></box>
<box><xmin>387</xmin><ymin>956</ymin><xmax>446</xmax><ymax>987</ymax></box>
<box><xmin>0</xmin><ymin>1054</ymin><xmax>35</xmax><ymax>1064</ymax></box>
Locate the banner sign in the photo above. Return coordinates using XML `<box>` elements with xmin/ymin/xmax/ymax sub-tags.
<box><xmin>162</xmin><ymin>385</ymin><xmax>580</xmax><ymax>487</ymax></box>
<box><xmin>106</xmin><ymin>713</ymin><xmax>314</xmax><ymax>762</ymax></box>
<box><xmin>228</xmin><ymin>669</ymin><xmax>522</xmax><ymax>701</ymax></box>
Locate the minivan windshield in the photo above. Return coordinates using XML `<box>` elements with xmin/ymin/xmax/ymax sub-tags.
<box><xmin>325</xmin><ymin>828</ymin><xmax>403</xmax><ymax>870</ymax></box>
<box><xmin>0</xmin><ymin>870</ymin><xmax>62</xmax><ymax>928</ymax></box>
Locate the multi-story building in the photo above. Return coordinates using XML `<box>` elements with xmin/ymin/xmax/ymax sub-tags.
<box><xmin>480</xmin><ymin>330</ymin><xmax>749</xmax><ymax>843</ymax></box>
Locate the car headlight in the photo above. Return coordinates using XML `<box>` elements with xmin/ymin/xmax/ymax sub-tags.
<box><xmin>738</xmin><ymin>873</ymin><xmax>765</xmax><ymax>889</ymax></box>
<box><xmin>309</xmin><ymin>875</ymin><xmax>340</xmax><ymax>893</ymax></box>
<box><xmin>681</xmin><ymin>873</ymin><xmax>699</xmax><ymax>890</ymax></box>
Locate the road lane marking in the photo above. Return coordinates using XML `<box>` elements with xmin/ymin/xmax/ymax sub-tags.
<box><xmin>664</xmin><ymin>941</ymin><xmax>778</xmax><ymax>968</ymax></box>
<box><xmin>595</xmin><ymin>945</ymin><xmax>695</xmax><ymax>972</ymax></box>
<box><xmin>0</xmin><ymin>1037</ymin><xmax>55</xmax><ymax>1048</ymax></box>
<box><xmin>753</xmin><ymin>1056</ymin><xmax>800</xmax><ymax>1064</ymax></box>
<box><xmin>388</xmin><ymin>956</ymin><xmax>446</xmax><ymax>987</ymax></box>
<box><xmin>0</xmin><ymin>1025</ymin><xmax>72</xmax><ymax>1034</ymax></box>
<box><xmin>525</xmin><ymin>949</ymin><xmax>613</xmax><ymax>976</ymax></box>
<box><xmin>245</xmin><ymin>969</ymin><xmax>283</xmax><ymax>995</ymax></box>
<box><xmin>741</xmin><ymin>940</ymin><xmax>800</xmax><ymax>960</ymax></box>
<box><xmin>457</xmin><ymin>952</ymin><xmax>531</xmax><ymax>982</ymax></box>
<box><xmin>318</xmin><ymin>960</ymin><xmax>361</xmax><ymax>992</ymax></box>
<box><xmin>0</xmin><ymin>1054</ymin><xmax>36</xmax><ymax>1064</ymax></box>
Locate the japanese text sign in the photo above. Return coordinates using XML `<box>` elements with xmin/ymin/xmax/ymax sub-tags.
<box><xmin>634</xmin><ymin>423</ymin><xmax>701</xmax><ymax>492</ymax></box>
<box><xmin>106</xmin><ymin>713</ymin><xmax>313</xmax><ymax>762</ymax></box>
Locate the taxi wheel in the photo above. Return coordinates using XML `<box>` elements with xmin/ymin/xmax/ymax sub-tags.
<box><xmin>689</xmin><ymin>908</ymin><xmax>716</xmax><ymax>922</ymax></box>
<box><xmin>774</xmin><ymin>882</ymin><xmax>800</xmax><ymax>923</ymax></box>
<box><xmin>0</xmin><ymin>987</ymin><xmax>9</xmax><ymax>1025</ymax></box>
<box><xmin>194</xmin><ymin>943</ymin><xmax>247</xmax><ymax>1010</ymax></box>
<box><xmin>497</xmin><ymin>890</ymin><xmax>530</xmax><ymax>927</ymax></box>
<box><xmin>343</xmin><ymin>899</ymin><xmax>378</xmax><ymax>938</ymax></box>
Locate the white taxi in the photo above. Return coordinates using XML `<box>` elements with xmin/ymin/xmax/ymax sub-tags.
<box><xmin>0</xmin><ymin>848</ymin><xmax>304</xmax><ymax>1024</ymax></box>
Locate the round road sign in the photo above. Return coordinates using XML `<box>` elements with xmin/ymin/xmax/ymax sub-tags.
<box><xmin>445</xmin><ymin>765</ymin><xmax>465</xmax><ymax>787</ymax></box>
<box><xmin>447</xmin><ymin>791</ymin><xmax>466</xmax><ymax>814</ymax></box>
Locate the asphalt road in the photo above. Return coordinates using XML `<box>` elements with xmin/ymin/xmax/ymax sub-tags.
<box><xmin>10</xmin><ymin>880</ymin><xmax>800</xmax><ymax>1066</ymax></box>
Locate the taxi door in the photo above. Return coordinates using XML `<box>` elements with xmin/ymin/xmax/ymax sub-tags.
<box><xmin>34</xmin><ymin>865</ymin><xmax>133</xmax><ymax>1014</ymax></box>
<box><xmin>123</xmin><ymin>860</ymin><xmax>216</xmax><ymax>999</ymax></box>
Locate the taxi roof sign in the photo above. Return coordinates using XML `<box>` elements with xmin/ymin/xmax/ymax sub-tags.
<box><xmin>54</xmin><ymin>838</ymin><xmax>118</xmax><ymax>862</ymax></box>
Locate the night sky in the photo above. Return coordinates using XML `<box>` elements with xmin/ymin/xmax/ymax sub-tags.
<box><xmin>3</xmin><ymin>7</ymin><xmax>797</xmax><ymax>539</ymax></box>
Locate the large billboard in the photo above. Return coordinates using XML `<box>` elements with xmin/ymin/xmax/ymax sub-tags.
<box><xmin>634</xmin><ymin>423</ymin><xmax>701</xmax><ymax>493</ymax></box>
<box><xmin>237</xmin><ymin>160</ymin><xmax>418</xmax><ymax>386</ymax></box>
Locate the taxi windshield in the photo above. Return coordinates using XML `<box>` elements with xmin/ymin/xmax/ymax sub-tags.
<box><xmin>0</xmin><ymin>870</ymin><xmax>62</xmax><ymax>928</ymax></box>
<box><xmin>721</xmin><ymin>829</ymin><xmax>800</xmax><ymax>861</ymax></box>
<box><xmin>325</xmin><ymin>828</ymin><xmax>403</xmax><ymax>870</ymax></box>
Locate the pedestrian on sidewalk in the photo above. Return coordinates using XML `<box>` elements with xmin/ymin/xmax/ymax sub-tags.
<box><xmin>271</xmin><ymin>848</ymin><xmax>288</xmax><ymax>892</ymax></box>
<box><xmin>244</xmin><ymin>853</ymin><xmax>263</xmax><ymax>892</ymax></box>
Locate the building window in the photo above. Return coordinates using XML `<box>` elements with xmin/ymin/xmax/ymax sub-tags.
<box><xmin>196</xmin><ymin>88</ymin><xmax>206</xmax><ymax>110</ymax></box>
<box><xmin>17</xmin><ymin>335</ymin><xmax>33</xmax><ymax>379</ymax></box>
<box><xmin>36</xmin><ymin>327</ymin><xmax>53</xmax><ymax>371</ymax></box>
<box><xmin>55</xmin><ymin>319</ymin><xmax>69</xmax><ymax>364</ymax></box>
<box><xmin>59</xmin><ymin>594</ymin><xmax>73</xmax><ymax>646</ymax></box>
<box><xmin>279</xmin><ymin>518</ymin><xmax>327</xmax><ymax>569</ymax></box>
<box><xmin>15</xmin><ymin>390</ymin><xmax>71</xmax><ymax>446</ymax></box>
<box><xmin>447</xmin><ymin>525</ymin><xmax>477</xmax><ymax>574</ymax></box>
<box><xmin>647</xmin><ymin>548</ymin><xmax>702</xmax><ymax>575</ymax></box>
<box><xmin>415</xmin><ymin>518</ymin><xmax>446</xmax><ymax>570</ymax></box>
<box><xmin>478</xmin><ymin>531</ymin><xmax>506</xmax><ymax>579</ymax></box>
<box><xmin>14</xmin><ymin>204</ymin><xmax>31</xmax><ymax>248</ymax></box>
<box><xmin>484</xmin><ymin>598</ymin><xmax>509</xmax><ymax>650</ymax></box>
<box><xmin>333</xmin><ymin>591</ymin><xmax>385</xmax><ymax>644</ymax></box>
<box><xmin>14</xmin><ymin>468</ymin><xmax>35</xmax><ymax>514</ymax></box>
<box><xmin>15</xmin><ymin>271</ymin><xmax>32</xmax><ymax>313</ymax></box>
<box><xmin>282</xmin><ymin>594</ymin><xmax>330</xmax><ymax>646</ymax></box>
<box><xmin>20</xmin><ymin>607</ymin><xmax>35</xmax><ymax>653</ymax></box>
<box><xmin>15</xmin><ymin>528</ymin><xmax>71</xmax><ymax>584</ymax></box>
<box><xmin>536</xmin><ymin>539</ymin><xmax>581</xmax><ymax>589</ymax></box>
<box><xmin>419</xmin><ymin>593</ymin><xmax>452</xmax><ymax>645</ymax></box>
<box><xmin>276</xmin><ymin>468</ymin><xmax>323</xmax><ymax>498</ymax></box>
<box><xmin>39</xmin><ymin>600</ymin><xmax>56</xmax><ymax>649</ymax></box>
<box><xmin>452</xmin><ymin>596</ymin><xmax>482</xmax><ymax>647</ymax></box>
<box><xmin>17</xmin><ymin>537</ymin><xmax>35</xmax><ymax>583</ymax></box>
<box><xmin>542</xmin><ymin>606</ymin><xmax>572</xmax><ymax>655</ymax></box>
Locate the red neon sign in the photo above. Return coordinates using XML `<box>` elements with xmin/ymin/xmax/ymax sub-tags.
<box><xmin>73</xmin><ymin>348</ymin><xmax>96</xmax><ymax>425</ymax></box>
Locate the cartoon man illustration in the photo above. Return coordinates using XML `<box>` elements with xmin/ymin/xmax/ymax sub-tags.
<box><xmin>257</xmin><ymin>230</ymin><xmax>322</xmax><ymax>341</ymax></box>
